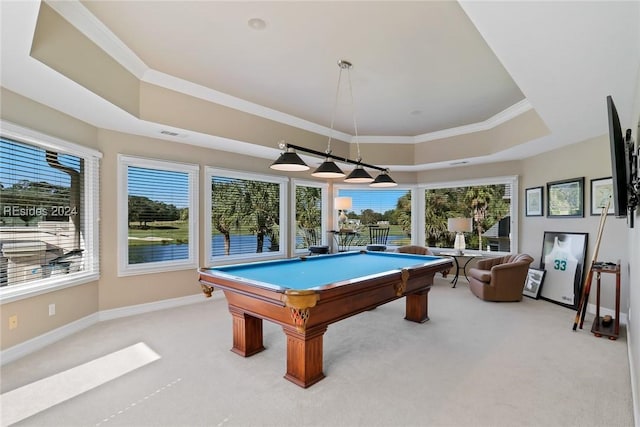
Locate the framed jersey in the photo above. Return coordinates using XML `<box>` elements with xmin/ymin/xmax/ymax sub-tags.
<box><xmin>539</xmin><ymin>231</ymin><xmax>588</xmax><ymax>309</ymax></box>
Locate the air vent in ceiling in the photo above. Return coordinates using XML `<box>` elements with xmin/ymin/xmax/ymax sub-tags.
<box><xmin>160</xmin><ymin>130</ymin><xmax>180</xmax><ymax>136</ymax></box>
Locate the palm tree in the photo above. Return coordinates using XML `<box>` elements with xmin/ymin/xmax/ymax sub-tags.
<box><xmin>211</xmin><ymin>179</ymin><xmax>245</xmax><ymax>255</ymax></box>
<box><xmin>425</xmin><ymin>189</ymin><xmax>450</xmax><ymax>246</ymax></box>
<box><xmin>295</xmin><ymin>186</ymin><xmax>322</xmax><ymax>247</ymax></box>
<box><xmin>244</xmin><ymin>181</ymin><xmax>280</xmax><ymax>252</ymax></box>
<box><xmin>464</xmin><ymin>186</ymin><xmax>493</xmax><ymax>250</ymax></box>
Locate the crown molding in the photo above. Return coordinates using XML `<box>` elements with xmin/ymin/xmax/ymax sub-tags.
<box><xmin>45</xmin><ymin>0</ymin><xmax>533</xmax><ymax>146</ymax></box>
<box><xmin>44</xmin><ymin>0</ymin><xmax>148</xmax><ymax>78</ymax></box>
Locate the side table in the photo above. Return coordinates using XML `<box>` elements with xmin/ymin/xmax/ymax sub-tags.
<box><xmin>439</xmin><ymin>252</ymin><xmax>483</xmax><ymax>288</ymax></box>
<box><xmin>328</xmin><ymin>229</ymin><xmax>359</xmax><ymax>252</ymax></box>
<box><xmin>590</xmin><ymin>261</ymin><xmax>621</xmax><ymax>340</ymax></box>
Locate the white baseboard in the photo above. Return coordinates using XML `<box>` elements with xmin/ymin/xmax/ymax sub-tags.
<box><xmin>1</xmin><ymin>313</ymin><xmax>100</xmax><ymax>366</ymax></box>
<box><xmin>586</xmin><ymin>303</ymin><xmax>628</xmax><ymax>325</ymax></box>
<box><xmin>1</xmin><ymin>292</ymin><xmax>221</xmax><ymax>366</ymax></box>
<box><xmin>98</xmin><ymin>293</ymin><xmax>216</xmax><ymax>321</ymax></box>
<box><xmin>626</xmin><ymin>307</ymin><xmax>639</xmax><ymax>427</ymax></box>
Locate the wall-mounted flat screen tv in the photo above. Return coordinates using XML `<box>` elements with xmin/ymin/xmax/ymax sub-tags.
<box><xmin>607</xmin><ymin>95</ymin><xmax>629</xmax><ymax>218</ymax></box>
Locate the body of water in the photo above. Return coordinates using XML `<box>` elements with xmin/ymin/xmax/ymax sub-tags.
<box><xmin>129</xmin><ymin>234</ymin><xmax>275</xmax><ymax>263</ymax></box>
<box><xmin>129</xmin><ymin>233</ymin><xmax>410</xmax><ymax>264</ymax></box>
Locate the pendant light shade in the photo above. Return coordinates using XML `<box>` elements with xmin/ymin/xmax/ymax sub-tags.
<box><xmin>311</xmin><ymin>158</ymin><xmax>345</xmax><ymax>178</ymax></box>
<box><xmin>344</xmin><ymin>164</ymin><xmax>373</xmax><ymax>183</ymax></box>
<box><xmin>270</xmin><ymin>61</ymin><xmax>396</xmax><ymax>186</ymax></box>
<box><xmin>370</xmin><ymin>170</ymin><xmax>397</xmax><ymax>187</ymax></box>
<box><xmin>270</xmin><ymin>147</ymin><xmax>309</xmax><ymax>171</ymax></box>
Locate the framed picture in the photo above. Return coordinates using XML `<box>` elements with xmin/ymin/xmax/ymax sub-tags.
<box><xmin>590</xmin><ymin>177</ymin><xmax>614</xmax><ymax>216</ymax></box>
<box><xmin>547</xmin><ymin>177</ymin><xmax>584</xmax><ymax>218</ymax></box>
<box><xmin>523</xmin><ymin>267</ymin><xmax>546</xmax><ymax>299</ymax></box>
<box><xmin>525</xmin><ymin>186</ymin><xmax>544</xmax><ymax>216</ymax></box>
<box><xmin>539</xmin><ymin>231</ymin><xmax>588</xmax><ymax>309</ymax></box>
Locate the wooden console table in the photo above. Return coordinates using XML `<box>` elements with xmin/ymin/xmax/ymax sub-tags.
<box><xmin>590</xmin><ymin>261</ymin><xmax>621</xmax><ymax>340</ymax></box>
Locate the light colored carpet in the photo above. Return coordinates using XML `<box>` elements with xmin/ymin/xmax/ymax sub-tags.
<box><xmin>1</xmin><ymin>277</ymin><xmax>634</xmax><ymax>426</ymax></box>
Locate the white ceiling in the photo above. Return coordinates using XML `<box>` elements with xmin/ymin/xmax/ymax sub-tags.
<box><xmin>1</xmin><ymin>1</ymin><xmax>639</xmax><ymax>171</ymax></box>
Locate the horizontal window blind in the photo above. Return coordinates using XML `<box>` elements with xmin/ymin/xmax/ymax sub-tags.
<box><xmin>0</xmin><ymin>134</ymin><xmax>99</xmax><ymax>291</ymax></box>
<box><xmin>295</xmin><ymin>185</ymin><xmax>323</xmax><ymax>249</ymax></box>
<box><xmin>118</xmin><ymin>155</ymin><xmax>198</xmax><ymax>275</ymax></box>
<box><xmin>210</xmin><ymin>175</ymin><xmax>282</xmax><ymax>257</ymax></box>
<box><xmin>127</xmin><ymin>166</ymin><xmax>190</xmax><ymax>264</ymax></box>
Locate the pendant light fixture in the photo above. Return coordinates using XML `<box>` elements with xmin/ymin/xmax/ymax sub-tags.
<box><xmin>337</xmin><ymin>61</ymin><xmax>374</xmax><ymax>184</ymax></box>
<box><xmin>270</xmin><ymin>142</ymin><xmax>309</xmax><ymax>171</ymax></box>
<box><xmin>311</xmin><ymin>60</ymin><xmax>349</xmax><ymax>178</ymax></box>
<box><xmin>370</xmin><ymin>169</ymin><xmax>397</xmax><ymax>187</ymax></box>
<box><xmin>270</xmin><ymin>60</ymin><xmax>396</xmax><ymax>187</ymax></box>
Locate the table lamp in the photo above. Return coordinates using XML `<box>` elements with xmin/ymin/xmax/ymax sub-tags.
<box><xmin>447</xmin><ymin>217</ymin><xmax>472</xmax><ymax>255</ymax></box>
<box><xmin>335</xmin><ymin>197</ymin><xmax>353</xmax><ymax>230</ymax></box>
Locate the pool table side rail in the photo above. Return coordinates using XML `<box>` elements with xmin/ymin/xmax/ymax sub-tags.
<box><xmin>198</xmin><ymin>253</ymin><xmax>453</xmax><ymax>293</ymax></box>
<box><xmin>198</xmin><ymin>257</ymin><xmax>454</xmax><ymax>330</ymax></box>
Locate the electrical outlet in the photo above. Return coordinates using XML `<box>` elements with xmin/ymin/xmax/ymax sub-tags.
<box><xmin>49</xmin><ymin>304</ymin><xmax>56</xmax><ymax>316</ymax></box>
<box><xmin>9</xmin><ymin>315</ymin><xmax>18</xmax><ymax>330</ymax></box>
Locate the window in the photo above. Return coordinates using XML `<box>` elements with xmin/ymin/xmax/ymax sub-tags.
<box><xmin>335</xmin><ymin>187</ymin><xmax>414</xmax><ymax>249</ymax></box>
<box><xmin>293</xmin><ymin>180</ymin><xmax>328</xmax><ymax>253</ymax></box>
<box><xmin>205</xmin><ymin>168</ymin><xmax>287</xmax><ymax>263</ymax></box>
<box><xmin>118</xmin><ymin>155</ymin><xmax>198</xmax><ymax>276</ymax></box>
<box><xmin>0</xmin><ymin>121</ymin><xmax>101</xmax><ymax>302</ymax></box>
<box><xmin>422</xmin><ymin>176</ymin><xmax>518</xmax><ymax>252</ymax></box>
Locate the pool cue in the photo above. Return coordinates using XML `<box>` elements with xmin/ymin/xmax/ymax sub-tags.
<box><xmin>572</xmin><ymin>198</ymin><xmax>609</xmax><ymax>331</ymax></box>
<box><xmin>575</xmin><ymin>200</ymin><xmax>609</xmax><ymax>330</ymax></box>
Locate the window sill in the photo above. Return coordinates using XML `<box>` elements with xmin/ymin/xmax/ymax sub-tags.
<box><xmin>0</xmin><ymin>272</ymin><xmax>100</xmax><ymax>305</ymax></box>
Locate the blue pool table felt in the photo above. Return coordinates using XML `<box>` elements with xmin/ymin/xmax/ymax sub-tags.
<box><xmin>205</xmin><ymin>251</ymin><xmax>444</xmax><ymax>290</ymax></box>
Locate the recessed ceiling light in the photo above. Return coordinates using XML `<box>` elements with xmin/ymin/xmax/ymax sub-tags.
<box><xmin>248</xmin><ymin>18</ymin><xmax>266</xmax><ymax>30</ymax></box>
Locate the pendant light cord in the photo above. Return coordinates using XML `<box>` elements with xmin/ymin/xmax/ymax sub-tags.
<box><xmin>326</xmin><ymin>64</ymin><xmax>345</xmax><ymax>155</ymax></box>
<box><xmin>344</xmin><ymin>63</ymin><xmax>361</xmax><ymax>161</ymax></box>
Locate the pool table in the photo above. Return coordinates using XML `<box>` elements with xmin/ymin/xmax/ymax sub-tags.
<box><xmin>198</xmin><ymin>250</ymin><xmax>453</xmax><ymax>388</ymax></box>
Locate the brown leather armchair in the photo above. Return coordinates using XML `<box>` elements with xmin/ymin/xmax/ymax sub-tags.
<box><xmin>396</xmin><ymin>245</ymin><xmax>449</xmax><ymax>278</ymax></box>
<box><xmin>467</xmin><ymin>254</ymin><xmax>534</xmax><ymax>302</ymax></box>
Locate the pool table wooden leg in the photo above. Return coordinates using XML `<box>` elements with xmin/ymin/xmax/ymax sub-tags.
<box><xmin>405</xmin><ymin>288</ymin><xmax>430</xmax><ymax>323</ymax></box>
<box><xmin>228</xmin><ymin>306</ymin><xmax>265</xmax><ymax>357</ymax></box>
<box><xmin>282</xmin><ymin>325</ymin><xmax>328</xmax><ymax>388</ymax></box>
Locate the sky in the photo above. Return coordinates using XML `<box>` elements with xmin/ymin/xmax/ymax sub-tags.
<box><xmin>338</xmin><ymin>189</ymin><xmax>409</xmax><ymax>213</ymax></box>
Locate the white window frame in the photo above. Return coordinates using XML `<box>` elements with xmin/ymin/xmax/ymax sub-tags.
<box><xmin>419</xmin><ymin>175</ymin><xmax>519</xmax><ymax>253</ymax></box>
<box><xmin>291</xmin><ymin>179</ymin><xmax>329</xmax><ymax>255</ymax></box>
<box><xmin>205</xmin><ymin>167</ymin><xmax>288</xmax><ymax>265</ymax></box>
<box><xmin>117</xmin><ymin>155</ymin><xmax>199</xmax><ymax>276</ymax></box>
<box><xmin>0</xmin><ymin>120</ymin><xmax>101</xmax><ymax>303</ymax></box>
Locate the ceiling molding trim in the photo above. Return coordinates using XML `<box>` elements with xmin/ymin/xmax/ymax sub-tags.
<box><xmin>484</xmin><ymin>99</ymin><xmax>533</xmax><ymax>129</ymax></box>
<box><xmin>44</xmin><ymin>0</ymin><xmax>148</xmax><ymax>78</ymax></box>
<box><xmin>142</xmin><ymin>69</ymin><xmax>354</xmax><ymax>143</ymax></box>
<box><xmin>41</xmin><ymin>0</ymin><xmax>536</xmax><ymax>147</ymax></box>
<box><xmin>413</xmin><ymin>99</ymin><xmax>533</xmax><ymax>143</ymax></box>
<box><xmin>354</xmin><ymin>136</ymin><xmax>416</xmax><ymax>144</ymax></box>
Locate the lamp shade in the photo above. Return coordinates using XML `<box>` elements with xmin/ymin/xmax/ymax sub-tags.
<box><xmin>344</xmin><ymin>165</ymin><xmax>373</xmax><ymax>183</ymax></box>
<box><xmin>370</xmin><ymin>171</ymin><xmax>397</xmax><ymax>187</ymax></box>
<box><xmin>447</xmin><ymin>217</ymin><xmax>472</xmax><ymax>233</ymax></box>
<box><xmin>270</xmin><ymin>148</ymin><xmax>309</xmax><ymax>171</ymax></box>
<box><xmin>334</xmin><ymin>196</ymin><xmax>352</xmax><ymax>210</ymax></box>
<box><xmin>311</xmin><ymin>158</ymin><xmax>345</xmax><ymax>178</ymax></box>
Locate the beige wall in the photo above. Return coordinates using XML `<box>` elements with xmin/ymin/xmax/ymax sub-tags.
<box><xmin>626</xmin><ymin>63</ymin><xmax>640</xmax><ymax>422</ymax></box>
<box><xmin>1</xmin><ymin>278</ymin><xmax>99</xmax><ymax>350</ymax></box>
<box><xmin>519</xmin><ymin>136</ymin><xmax>631</xmax><ymax>313</ymax></box>
<box><xmin>0</xmin><ymin>87</ymin><xmax>636</xmax><ymax>378</ymax></box>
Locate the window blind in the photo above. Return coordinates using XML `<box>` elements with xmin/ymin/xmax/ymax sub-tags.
<box><xmin>210</xmin><ymin>175</ymin><xmax>282</xmax><ymax>257</ymax></box>
<box><xmin>0</xmin><ymin>132</ymin><xmax>100</xmax><ymax>292</ymax></box>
